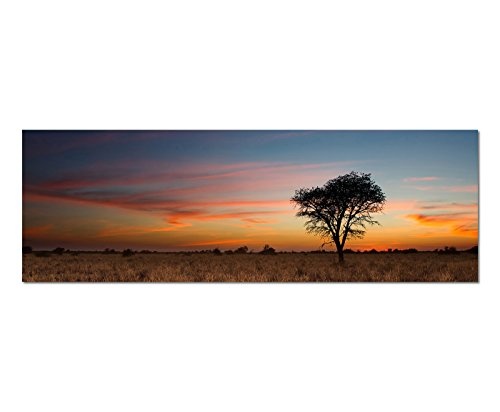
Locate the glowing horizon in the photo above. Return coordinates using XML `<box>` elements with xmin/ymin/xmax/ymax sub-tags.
<box><xmin>22</xmin><ymin>130</ymin><xmax>478</xmax><ymax>252</ymax></box>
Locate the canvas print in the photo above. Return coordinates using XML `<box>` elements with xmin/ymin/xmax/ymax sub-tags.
<box><xmin>22</xmin><ymin>130</ymin><xmax>479</xmax><ymax>282</ymax></box>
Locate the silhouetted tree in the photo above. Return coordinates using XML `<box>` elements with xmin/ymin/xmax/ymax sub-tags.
<box><xmin>52</xmin><ymin>247</ymin><xmax>65</xmax><ymax>255</ymax></box>
<box><xmin>23</xmin><ymin>246</ymin><xmax>33</xmax><ymax>254</ymax></box>
<box><xmin>234</xmin><ymin>246</ymin><xmax>249</xmax><ymax>254</ymax></box>
<box><xmin>122</xmin><ymin>249</ymin><xmax>134</xmax><ymax>257</ymax></box>
<box><xmin>259</xmin><ymin>244</ymin><xmax>276</xmax><ymax>255</ymax></box>
<box><xmin>213</xmin><ymin>248</ymin><xmax>222</xmax><ymax>255</ymax></box>
<box><xmin>291</xmin><ymin>172</ymin><xmax>386</xmax><ymax>263</ymax></box>
<box><xmin>438</xmin><ymin>246</ymin><xmax>458</xmax><ymax>255</ymax></box>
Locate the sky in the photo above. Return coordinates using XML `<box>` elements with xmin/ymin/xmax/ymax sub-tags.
<box><xmin>22</xmin><ymin>130</ymin><xmax>479</xmax><ymax>251</ymax></box>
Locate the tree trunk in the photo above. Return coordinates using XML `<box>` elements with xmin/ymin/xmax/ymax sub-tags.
<box><xmin>337</xmin><ymin>247</ymin><xmax>344</xmax><ymax>264</ymax></box>
<box><xmin>333</xmin><ymin>238</ymin><xmax>344</xmax><ymax>264</ymax></box>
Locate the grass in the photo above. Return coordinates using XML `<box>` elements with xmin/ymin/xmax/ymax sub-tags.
<box><xmin>22</xmin><ymin>252</ymin><xmax>478</xmax><ymax>282</ymax></box>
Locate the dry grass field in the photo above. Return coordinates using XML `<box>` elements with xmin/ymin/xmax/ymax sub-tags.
<box><xmin>22</xmin><ymin>252</ymin><xmax>478</xmax><ymax>282</ymax></box>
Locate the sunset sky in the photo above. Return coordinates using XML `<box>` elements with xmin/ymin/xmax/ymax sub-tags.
<box><xmin>22</xmin><ymin>130</ymin><xmax>478</xmax><ymax>251</ymax></box>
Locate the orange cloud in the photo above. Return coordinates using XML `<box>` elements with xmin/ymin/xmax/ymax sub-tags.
<box><xmin>406</xmin><ymin>213</ymin><xmax>478</xmax><ymax>238</ymax></box>
<box><xmin>241</xmin><ymin>218</ymin><xmax>275</xmax><ymax>224</ymax></box>
<box><xmin>452</xmin><ymin>225</ymin><xmax>478</xmax><ymax>236</ymax></box>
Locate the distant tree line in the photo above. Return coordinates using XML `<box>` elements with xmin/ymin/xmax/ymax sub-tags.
<box><xmin>22</xmin><ymin>244</ymin><xmax>478</xmax><ymax>257</ymax></box>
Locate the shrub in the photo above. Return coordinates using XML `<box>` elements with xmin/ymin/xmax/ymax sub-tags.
<box><xmin>122</xmin><ymin>249</ymin><xmax>134</xmax><ymax>257</ymax></box>
<box><xmin>23</xmin><ymin>246</ymin><xmax>33</xmax><ymax>254</ymax></box>
<box><xmin>212</xmin><ymin>248</ymin><xmax>222</xmax><ymax>256</ymax></box>
<box><xmin>438</xmin><ymin>246</ymin><xmax>458</xmax><ymax>255</ymax></box>
<box><xmin>234</xmin><ymin>246</ymin><xmax>249</xmax><ymax>254</ymax></box>
<box><xmin>259</xmin><ymin>244</ymin><xmax>276</xmax><ymax>255</ymax></box>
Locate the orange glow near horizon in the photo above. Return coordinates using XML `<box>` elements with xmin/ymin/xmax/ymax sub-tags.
<box><xmin>22</xmin><ymin>194</ymin><xmax>478</xmax><ymax>251</ymax></box>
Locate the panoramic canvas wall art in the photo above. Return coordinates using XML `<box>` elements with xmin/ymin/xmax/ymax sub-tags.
<box><xmin>22</xmin><ymin>130</ymin><xmax>479</xmax><ymax>282</ymax></box>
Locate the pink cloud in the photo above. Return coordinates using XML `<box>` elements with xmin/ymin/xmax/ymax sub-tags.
<box><xmin>412</xmin><ymin>184</ymin><xmax>478</xmax><ymax>193</ymax></box>
<box><xmin>37</xmin><ymin>160</ymin><xmax>355</xmax><ymax>191</ymax></box>
<box><xmin>384</xmin><ymin>200</ymin><xmax>478</xmax><ymax>213</ymax></box>
<box><xmin>24</xmin><ymin>158</ymin><xmax>366</xmax><ymax>241</ymax></box>
<box><xmin>418</xmin><ymin>202</ymin><xmax>478</xmax><ymax>211</ymax></box>
<box><xmin>384</xmin><ymin>200</ymin><xmax>418</xmax><ymax>212</ymax></box>
<box><xmin>23</xmin><ymin>159</ymin><xmax>354</xmax><ymax>232</ymax></box>
<box><xmin>447</xmin><ymin>185</ymin><xmax>478</xmax><ymax>193</ymax></box>
<box><xmin>23</xmin><ymin>224</ymin><xmax>53</xmax><ymax>238</ymax></box>
<box><xmin>404</xmin><ymin>176</ymin><xmax>440</xmax><ymax>182</ymax></box>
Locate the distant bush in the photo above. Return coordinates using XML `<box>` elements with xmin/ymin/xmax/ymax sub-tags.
<box><xmin>122</xmin><ymin>249</ymin><xmax>134</xmax><ymax>257</ymax></box>
<box><xmin>259</xmin><ymin>244</ymin><xmax>276</xmax><ymax>255</ymax></box>
<box><xmin>224</xmin><ymin>250</ymin><xmax>234</xmax><ymax>255</ymax></box>
<box><xmin>22</xmin><ymin>246</ymin><xmax>33</xmax><ymax>254</ymax></box>
<box><xmin>103</xmin><ymin>248</ymin><xmax>116</xmax><ymax>254</ymax></box>
<box><xmin>52</xmin><ymin>247</ymin><xmax>65</xmax><ymax>255</ymax></box>
<box><xmin>437</xmin><ymin>246</ymin><xmax>458</xmax><ymax>255</ymax></box>
<box><xmin>465</xmin><ymin>245</ymin><xmax>478</xmax><ymax>254</ymax></box>
<box><xmin>212</xmin><ymin>248</ymin><xmax>222</xmax><ymax>256</ymax></box>
<box><xmin>234</xmin><ymin>246</ymin><xmax>249</xmax><ymax>254</ymax></box>
<box><xmin>391</xmin><ymin>248</ymin><xmax>418</xmax><ymax>254</ymax></box>
<box><xmin>344</xmin><ymin>249</ymin><xmax>355</xmax><ymax>254</ymax></box>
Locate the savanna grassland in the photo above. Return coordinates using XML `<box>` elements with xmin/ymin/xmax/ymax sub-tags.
<box><xmin>22</xmin><ymin>252</ymin><xmax>478</xmax><ymax>282</ymax></box>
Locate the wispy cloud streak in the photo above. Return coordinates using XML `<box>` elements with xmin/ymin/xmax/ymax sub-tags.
<box><xmin>403</xmin><ymin>176</ymin><xmax>440</xmax><ymax>182</ymax></box>
<box><xmin>406</xmin><ymin>213</ymin><xmax>478</xmax><ymax>238</ymax></box>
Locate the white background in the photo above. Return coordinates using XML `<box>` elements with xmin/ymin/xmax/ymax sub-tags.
<box><xmin>1</xmin><ymin>1</ymin><xmax>498</xmax><ymax>411</ymax></box>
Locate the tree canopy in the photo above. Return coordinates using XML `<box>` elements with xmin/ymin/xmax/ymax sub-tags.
<box><xmin>291</xmin><ymin>171</ymin><xmax>386</xmax><ymax>262</ymax></box>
